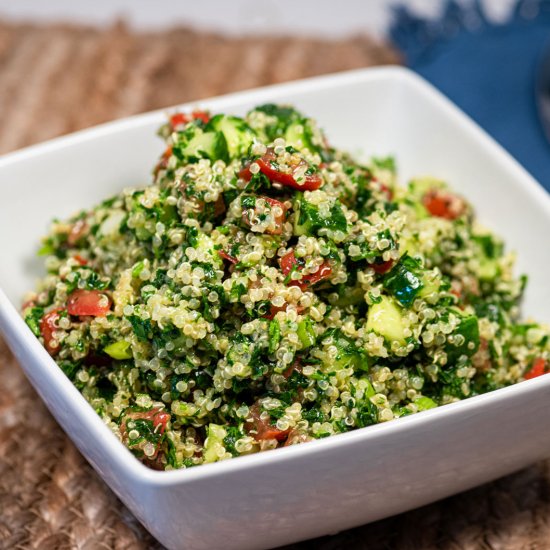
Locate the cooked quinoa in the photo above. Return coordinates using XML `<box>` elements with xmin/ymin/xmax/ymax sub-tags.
<box><xmin>23</xmin><ymin>104</ymin><xmax>550</xmax><ymax>470</ymax></box>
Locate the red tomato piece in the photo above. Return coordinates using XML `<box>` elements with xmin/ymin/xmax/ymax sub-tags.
<box><xmin>170</xmin><ymin>113</ymin><xmax>189</xmax><ymax>127</ymax></box>
<box><xmin>246</xmin><ymin>404</ymin><xmax>290</xmax><ymax>442</ymax></box>
<box><xmin>120</xmin><ymin>408</ymin><xmax>170</xmax><ymax>460</ymax></box>
<box><xmin>191</xmin><ymin>111</ymin><xmax>210</xmax><ymax>124</ymax></box>
<box><xmin>73</xmin><ymin>254</ymin><xmax>88</xmax><ymax>266</ymax></box>
<box><xmin>242</xmin><ymin>196</ymin><xmax>287</xmax><ymax>235</ymax></box>
<box><xmin>371</xmin><ymin>259</ymin><xmax>394</xmax><ymax>274</ymax></box>
<box><xmin>291</xmin><ymin>262</ymin><xmax>332</xmax><ymax>291</ymax></box>
<box><xmin>240</xmin><ymin>148</ymin><xmax>322</xmax><ymax>191</ymax></box>
<box><xmin>67</xmin><ymin>289</ymin><xmax>111</xmax><ymax>317</ymax></box>
<box><xmin>237</xmin><ymin>165</ymin><xmax>253</xmax><ymax>181</ymax></box>
<box><xmin>279</xmin><ymin>250</ymin><xmax>331</xmax><ymax>290</ymax></box>
<box><xmin>218</xmin><ymin>250</ymin><xmax>238</xmax><ymax>264</ymax></box>
<box><xmin>22</xmin><ymin>298</ymin><xmax>36</xmax><ymax>311</ymax></box>
<box><xmin>151</xmin><ymin>410</ymin><xmax>171</xmax><ymax>434</ymax></box>
<box><xmin>67</xmin><ymin>219</ymin><xmax>88</xmax><ymax>246</ymax></box>
<box><xmin>423</xmin><ymin>189</ymin><xmax>465</xmax><ymax>220</ymax></box>
<box><xmin>525</xmin><ymin>358</ymin><xmax>547</xmax><ymax>380</ymax></box>
<box><xmin>124</xmin><ymin>408</ymin><xmax>170</xmax><ymax>433</ymax></box>
<box><xmin>282</xmin><ymin>360</ymin><xmax>302</xmax><ymax>379</ymax></box>
<box><xmin>154</xmin><ymin>145</ymin><xmax>173</xmax><ymax>174</ymax></box>
<box><xmin>379</xmin><ymin>183</ymin><xmax>393</xmax><ymax>201</ymax></box>
<box><xmin>213</xmin><ymin>195</ymin><xmax>226</xmax><ymax>218</ymax></box>
<box><xmin>280</xmin><ymin>250</ymin><xmax>299</xmax><ymax>276</ymax></box>
<box><xmin>39</xmin><ymin>308</ymin><xmax>65</xmax><ymax>355</ymax></box>
<box><xmin>169</xmin><ymin>111</ymin><xmax>210</xmax><ymax>129</ymax></box>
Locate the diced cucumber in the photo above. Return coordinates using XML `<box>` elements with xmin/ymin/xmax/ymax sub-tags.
<box><xmin>284</xmin><ymin>120</ymin><xmax>319</xmax><ymax>152</ymax></box>
<box><xmin>323</xmin><ymin>328</ymin><xmax>369</xmax><ymax>371</ymax></box>
<box><xmin>173</xmin><ymin>124</ymin><xmax>229</xmax><ymax>163</ymax></box>
<box><xmin>366</xmin><ymin>295</ymin><xmax>406</xmax><ymax>344</ymax></box>
<box><xmin>103</xmin><ymin>340</ymin><xmax>132</xmax><ymax>360</ymax></box>
<box><xmin>414</xmin><ymin>396</ymin><xmax>437</xmax><ymax>411</ymax></box>
<box><xmin>478</xmin><ymin>258</ymin><xmax>499</xmax><ymax>281</ymax></box>
<box><xmin>206</xmin><ymin>114</ymin><xmax>255</xmax><ymax>159</ymax></box>
<box><xmin>472</xmin><ymin>234</ymin><xmax>503</xmax><ymax>259</ymax></box>
<box><xmin>417</xmin><ymin>271</ymin><xmax>441</xmax><ymax>299</ymax></box>
<box><xmin>409</xmin><ymin>200</ymin><xmax>429</xmax><ymax>220</ymax></box>
<box><xmin>297</xmin><ymin>316</ymin><xmax>316</xmax><ymax>348</ymax></box>
<box><xmin>203</xmin><ymin>424</ymin><xmax>227</xmax><ymax>463</ymax></box>
<box><xmin>399</xmin><ymin>234</ymin><xmax>421</xmax><ymax>257</ymax></box>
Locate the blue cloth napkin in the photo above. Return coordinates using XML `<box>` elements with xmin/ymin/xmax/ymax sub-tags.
<box><xmin>390</xmin><ymin>0</ymin><xmax>550</xmax><ymax>189</ymax></box>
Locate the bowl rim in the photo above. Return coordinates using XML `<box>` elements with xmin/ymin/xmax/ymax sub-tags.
<box><xmin>2</xmin><ymin>65</ymin><xmax>550</xmax><ymax>487</ymax></box>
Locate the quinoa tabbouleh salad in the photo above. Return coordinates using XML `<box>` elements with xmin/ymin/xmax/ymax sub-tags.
<box><xmin>23</xmin><ymin>104</ymin><xmax>550</xmax><ymax>470</ymax></box>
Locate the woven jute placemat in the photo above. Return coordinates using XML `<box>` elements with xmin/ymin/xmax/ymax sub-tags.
<box><xmin>0</xmin><ymin>21</ymin><xmax>548</xmax><ymax>550</ymax></box>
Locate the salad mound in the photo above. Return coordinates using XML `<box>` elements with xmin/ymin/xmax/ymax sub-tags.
<box><xmin>23</xmin><ymin>104</ymin><xmax>549</xmax><ymax>470</ymax></box>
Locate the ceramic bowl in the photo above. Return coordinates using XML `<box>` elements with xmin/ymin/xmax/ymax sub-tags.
<box><xmin>1</xmin><ymin>67</ymin><xmax>550</xmax><ymax>550</ymax></box>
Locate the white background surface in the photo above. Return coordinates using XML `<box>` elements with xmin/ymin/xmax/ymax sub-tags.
<box><xmin>0</xmin><ymin>0</ymin><xmax>518</xmax><ymax>37</ymax></box>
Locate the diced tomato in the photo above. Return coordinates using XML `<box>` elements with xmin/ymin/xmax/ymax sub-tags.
<box><xmin>240</xmin><ymin>147</ymin><xmax>322</xmax><ymax>191</ymax></box>
<box><xmin>525</xmin><ymin>358</ymin><xmax>547</xmax><ymax>380</ymax></box>
<box><xmin>170</xmin><ymin>113</ymin><xmax>189</xmax><ymax>127</ymax></box>
<box><xmin>218</xmin><ymin>250</ymin><xmax>238</xmax><ymax>264</ymax></box>
<box><xmin>121</xmin><ymin>408</ymin><xmax>171</xmax><ymax>460</ymax></box>
<box><xmin>242</xmin><ymin>196</ymin><xmax>287</xmax><ymax>235</ymax></box>
<box><xmin>22</xmin><ymin>298</ymin><xmax>36</xmax><ymax>311</ymax></box>
<box><xmin>371</xmin><ymin>259</ymin><xmax>394</xmax><ymax>274</ymax></box>
<box><xmin>237</xmin><ymin>165</ymin><xmax>253</xmax><ymax>180</ymax></box>
<box><xmin>67</xmin><ymin>219</ymin><xmax>88</xmax><ymax>246</ymax></box>
<box><xmin>470</xmin><ymin>338</ymin><xmax>492</xmax><ymax>371</ymax></box>
<box><xmin>263</xmin><ymin>304</ymin><xmax>285</xmax><ymax>320</ymax></box>
<box><xmin>280</xmin><ymin>250</ymin><xmax>299</xmax><ymax>276</ymax></box>
<box><xmin>154</xmin><ymin>145</ymin><xmax>173</xmax><ymax>174</ymax></box>
<box><xmin>124</xmin><ymin>408</ymin><xmax>170</xmax><ymax>433</ymax></box>
<box><xmin>213</xmin><ymin>195</ymin><xmax>226</xmax><ymax>217</ymax></box>
<box><xmin>191</xmin><ymin>111</ymin><xmax>210</xmax><ymax>124</ymax></box>
<box><xmin>282</xmin><ymin>360</ymin><xmax>301</xmax><ymax>379</ymax></box>
<box><xmin>279</xmin><ymin>250</ymin><xmax>331</xmax><ymax>290</ymax></box>
<box><xmin>67</xmin><ymin>289</ymin><xmax>111</xmax><ymax>317</ymax></box>
<box><xmin>151</xmin><ymin>410</ymin><xmax>171</xmax><ymax>434</ymax></box>
<box><xmin>246</xmin><ymin>403</ymin><xmax>290</xmax><ymax>442</ymax></box>
<box><xmin>39</xmin><ymin>308</ymin><xmax>65</xmax><ymax>355</ymax></box>
<box><xmin>291</xmin><ymin>262</ymin><xmax>332</xmax><ymax>291</ymax></box>
<box><xmin>73</xmin><ymin>254</ymin><xmax>88</xmax><ymax>266</ymax></box>
<box><xmin>169</xmin><ymin>111</ymin><xmax>210</xmax><ymax>129</ymax></box>
<box><xmin>423</xmin><ymin>189</ymin><xmax>465</xmax><ymax>220</ymax></box>
<box><xmin>379</xmin><ymin>183</ymin><xmax>393</xmax><ymax>201</ymax></box>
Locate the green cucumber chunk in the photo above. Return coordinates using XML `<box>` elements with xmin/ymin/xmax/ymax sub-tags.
<box><xmin>366</xmin><ymin>295</ymin><xmax>407</xmax><ymax>344</ymax></box>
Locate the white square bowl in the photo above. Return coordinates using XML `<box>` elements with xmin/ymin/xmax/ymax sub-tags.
<box><xmin>1</xmin><ymin>67</ymin><xmax>550</xmax><ymax>550</ymax></box>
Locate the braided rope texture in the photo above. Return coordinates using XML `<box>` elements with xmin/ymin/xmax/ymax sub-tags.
<box><xmin>0</xmin><ymin>20</ymin><xmax>548</xmax><ymax>550</ymax></box>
